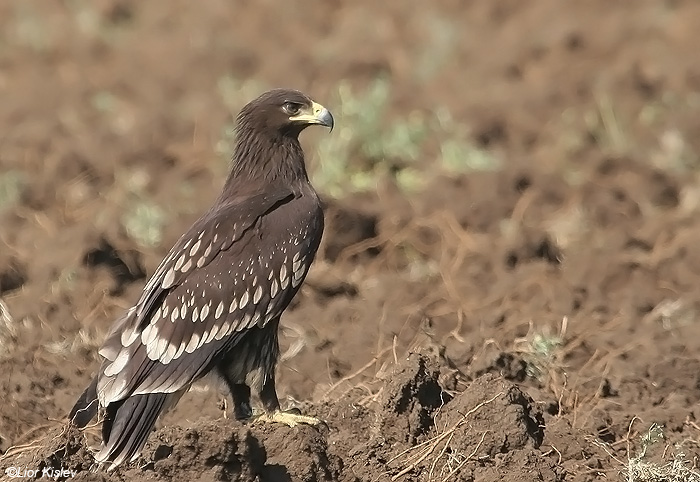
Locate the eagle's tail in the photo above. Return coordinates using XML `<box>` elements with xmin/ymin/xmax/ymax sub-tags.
<box><xmin>95</xmin><ymin>393</ymin><xmax>170</xmax><ymax>470</ymax></box>
<box><xmin>68</xmin><ymin>377</ymin><xmax>99</xmax><ymax>428</ymax></box>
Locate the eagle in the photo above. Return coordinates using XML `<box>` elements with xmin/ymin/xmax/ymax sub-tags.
<box><xmin>69</xmin><ymin>88</ymin><xmax>334</xmax><ymax>470</ymax></box>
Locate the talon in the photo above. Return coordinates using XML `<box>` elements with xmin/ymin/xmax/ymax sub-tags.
<box><xmin>252</xmin><ymin>410</ymin><xmax>327</xmax><ymax>428</ymax></box>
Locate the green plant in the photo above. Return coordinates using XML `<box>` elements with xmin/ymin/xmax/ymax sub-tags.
<box><xmin>439</xmin><ymin>138</ymin><xmax>498</xmax><ymax>173</ymax></box>
<box><xmin>313</xmin><ymin>78</ymin><xmax>429</xmax><ymax>197</ymax></box>
<box><xmin>0</xmin><ymin>170</ymin><xmax>26</xmax><ymax>211</ymax></box>
<box><xmin>524</xmin><ymin>330</ymin><xmax>563</xmax><ymax>380</ymax></box>
<box><xmin>434</xmin><ymin>108</ymin><xmax>500</xmax><ymax>173</ymax></box>
<box><xmin>122</xmin><ymin>198</ymin><xmax>167</xmax><ymax>248</ymax></box>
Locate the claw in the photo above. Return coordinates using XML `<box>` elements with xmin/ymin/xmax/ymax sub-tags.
<box><xmin>252</xmin><ymin>409</ymin><xmax>327</xmax><ymax>428</ymax></box>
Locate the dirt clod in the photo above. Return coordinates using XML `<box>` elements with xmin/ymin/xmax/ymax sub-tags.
<box><xmin>379</xmin><ymin>353</ymin><xmax>446</xmax><ymax>444</ymax></box>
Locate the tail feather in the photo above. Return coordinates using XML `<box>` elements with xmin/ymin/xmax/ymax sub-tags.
<box><xmin>96</xmin><ymin>393</ymin><xmax>170</xmax><ymax>470</ymax></box>
<box><xmin>68</xmin><ymin>377</ymin><xmax>99</xmax><ymax>428</ymax></box>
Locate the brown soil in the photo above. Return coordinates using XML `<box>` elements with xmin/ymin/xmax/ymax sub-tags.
<box><xmin>2</xmin><ymin>1</ymin><xmax>700</xmax><ymax>481</ymax></box>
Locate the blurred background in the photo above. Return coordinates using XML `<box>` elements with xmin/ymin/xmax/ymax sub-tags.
<box><xmin>1</xmin><ymin>0</ymin><xmax>700</xmax><ymax>479</ymax></box>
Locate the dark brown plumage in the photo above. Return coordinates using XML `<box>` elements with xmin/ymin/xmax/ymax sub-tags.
<box><xmin>68</xmin><ymin>89</ymin><xmax>334</xmax><ymax>470</ymax></box>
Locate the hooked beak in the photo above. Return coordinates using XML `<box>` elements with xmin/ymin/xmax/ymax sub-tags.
<box><xmin>289</xmin><ymin>101</ymin><xmax>334</xmax><ymax>132</ymax></box>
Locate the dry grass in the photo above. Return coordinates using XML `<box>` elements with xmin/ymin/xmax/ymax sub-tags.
<box><xmin>0</xmin><ymin>298</ymin><xmax>16</xmax><ymax>355</ymax></box>
<box><xmin>0</xmin><ymin>422</ymin><xmax>68</xmax><ymax>461</ymax></box>
<box><xmin>593</xmin><ymin>419</ymin><xmax>700</xmax><ymax>482</ymax></box>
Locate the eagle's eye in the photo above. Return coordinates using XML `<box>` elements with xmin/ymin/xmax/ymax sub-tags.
<box><xmin>283</xmin><ymin>102</ymin><xmax>302</xmax><ymax>116</ymax></box>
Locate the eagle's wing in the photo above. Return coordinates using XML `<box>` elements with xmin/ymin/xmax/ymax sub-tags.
<box><xmin>94</xmin><ymin>187</ymin><xmax>311</xmax><ymax>405</ymax></box>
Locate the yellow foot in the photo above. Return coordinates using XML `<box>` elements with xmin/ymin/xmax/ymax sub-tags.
<box><xmin>252</xmin><ymin>409</ymin><xmax>326</xmax><ymax>428</ymax></box>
